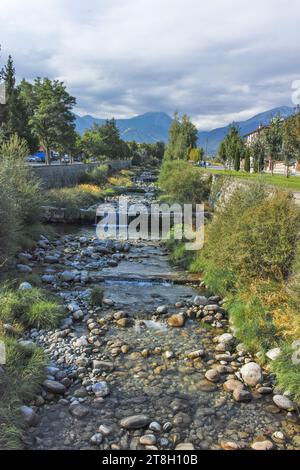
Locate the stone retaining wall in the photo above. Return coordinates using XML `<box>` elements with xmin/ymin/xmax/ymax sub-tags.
<box><xmin>31</xmin><ymin>160</ymin><xmax>132</xmax><ymax>189</ymax></box>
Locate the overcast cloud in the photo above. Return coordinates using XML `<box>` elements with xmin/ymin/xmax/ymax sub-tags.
<box><xmin>1</xmin><ymin>0</ymin><xmax>300</xmax><ymax>129</ymax></box>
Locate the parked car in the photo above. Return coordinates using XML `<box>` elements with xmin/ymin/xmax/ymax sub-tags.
<box><xmin>61</xmin><ymin>155</ymin><xmax>70</xmax><ymax>163</ymax></box>
<box><xmin>26</xmin><ymin>156</ymin><xmax>37</xmax><ymax>163</ymax></box>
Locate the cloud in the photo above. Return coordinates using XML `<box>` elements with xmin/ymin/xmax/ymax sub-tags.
<box><xmin>1</xmin><ymin>0</ymin><xmax>300</xmax><ymax>129</ymax></box>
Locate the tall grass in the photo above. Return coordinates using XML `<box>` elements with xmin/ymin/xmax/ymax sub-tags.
<box><xmin>0</xmin><ymin>135</ymin><xmax>42</xmax><ymax>265</ymax></box>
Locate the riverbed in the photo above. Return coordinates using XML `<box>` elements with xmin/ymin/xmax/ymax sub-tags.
<box><xmin>22</xmin><ymin>176</ymin><xmax>300</xmax><ymax>451</ymax></box>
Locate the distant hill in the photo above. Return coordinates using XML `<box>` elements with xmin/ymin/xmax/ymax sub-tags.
<box><xmin>75</xmin><ymin>106</ymin><xmax>295</xmax><ymax>154</ymax></box>
<box><xmin>75</xmin><ymin>111</ymin><xmax>172</xmax><ymax>143</ymax></box>
<box><xmin>198</xmin><ymin>106</ymin><xmax>295</xmax><ymax>155</ymax></box>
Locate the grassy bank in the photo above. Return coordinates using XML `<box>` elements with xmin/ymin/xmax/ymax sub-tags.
<box><xmin>45</xmin><ymin>167</ymin><xmax>134</xmax><ymax>220</ymax></box>
<box><xmin>201</xmin><ymin>168</ymin><xmax>300</xmax><ymax>191</ymax></box>
<box><xmin>159</xmin><ymin>163</ymin><xmax>300</xmax><ymax>401</ymax></box>
<box><xmin>0</xmin><ymin>285</ymin><xmax>63</xmax><ymax>449</ymax></box>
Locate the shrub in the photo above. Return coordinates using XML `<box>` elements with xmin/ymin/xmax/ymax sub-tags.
<box><xmin>80</xmin><ymin>164</ymin><xmax>109</xmax><ymax>186</ymax></box>
<box><xmin>0</xmin><ymin>135</ymin><xmax>42</xmax><ymax>264</ymax></box>
<box><xmin>46</xmin><ymin>184</ymin><xmax>104</xmax><ymax>217</ymax></box>
<box><xmin>196</xmin><ymin>185</ymin><xmax>300</xmax><ymax>294</ymax></box>
<box><xmin>26</xmin><ymin>301</ymin><xmax>63</xmax><ymax>329</ymax></box>
<box><xmin>90</xmin><ymin>286</ymin><xmax>104</xmax><ymax>306</ymax></box>
<box><xmin>158</xmin><ymin>160</ymin><xmax>211</xmax><ymax>204</ymax></box>
<box><xmin>0</xmin><ymin>286</ymin><xmax>62</xmax><ymax>330</ymax></box>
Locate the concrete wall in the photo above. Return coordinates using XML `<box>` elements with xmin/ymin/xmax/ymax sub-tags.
<box><xmin>31</xmin><ymin>160</ymin><xmax>132</xmax><ymax>189</ymax></box>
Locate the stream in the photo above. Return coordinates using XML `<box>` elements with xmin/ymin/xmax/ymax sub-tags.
<box><xmin>21</xmin><ymin>174</ymin><xmax>300</xmax><ymax>451</ymax></box>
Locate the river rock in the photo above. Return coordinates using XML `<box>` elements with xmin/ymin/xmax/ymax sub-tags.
<box><xmin>90</xmin><ymin>433</ymin><xmax>103</xmax><ymax>445</ymax></box>
<box><xmin>266</xmin><ymin>348</ymin><xmax>281</xmax><ymax>361</ymax></box>
<box><xmin>167</xmin><ymin>313</ymin><xmax>186</xmax><ymax>328</ymax></box>
<box><xmin>220</xmin><ymin>441</ymin><xmax>241</xmax><ymax>450</ymax></box>
<box><xmin>223</xmin><ymin>379</ymin><xmax>244</xmax><ymax>392</ymax></box>
<box><xmin>41</xmin><ymin>274</ymin><xmax>56</xmax><ymax>284</ymax></box>
<box><xmin>44</xmin><ymin>255</ymin><xmax>59</xmax><ymax>264</ymax></box>
<box><xmin>251</xmin><ymin>440</ymin><xmax>274</xmax><ymax>451</ymax></box>
<box><xmin>205</xmin><ymin>369</ymin><xmax>220</xmax><ymax>383</ymax></box>
<box><xmin>116</xmin><ymin>318</ymin><xmax>133</xmax><ymax>328</ymax></box>
<box><xmin>218</xmin><ymin>333</ymin><xmax>234</xmax><ymax>344</ymax></box>
<box><xmin>16</xmin><ymin>264</ymin><xmax>32</xmax><ymax>273</ymax></box>
<box><xmin>140</xmin><ymin>434</ymin><xmax>156</xmax><ymax>445</ymax></box>
<box><xmin>20</xmin><ymin>406</ymin><xmax>38</xmax><ymax>426</ymax></box>
<box><xmin>19</xmin><ymin>282</ymin><xmax>32</xmax><ymax>290</ymax></box>
<box><xmin>173</xmin><ymin>412</ymin><xmax>192</xmax><ymax>427</ymax></box>
<box><xmin>92</xmin><ymin>360</ymin><xmax>114</xmax><ymax>372</ymax></box>
<box><xmin>156</xmin><ymin>305</ymin><xmax>168</xmax><ymax>314</ymax></box>
<box><xmin>43</xmin><ymin>380</ymin><xmax>66</xmax><ymax>395</ymax></box>
<box><xmin>92</xmin><ymin>381</ymin><xmax>110</xmax><ymax>397</ymax></box>
<box><xmin>233</xmin><ymin>388</ymin><xmax>253</xmax><ymax>402</ymax></box>
<box><xmin>73</xmin><ymin>310</ymin><xmax>84</xmax><ymax>321</ymax></box>
<box><xmin>175</xmin><ymin>443</ymin><xmax>195</xmax><ymax>450</ymax></box>
<box><xmin>240</xmin><ymin>362</ymin><xmax>262</xmax><ymax>387</ymax></box>
<box><xmin>193</xmin><ymin>296</ymin><xmax>208</xmax><ymax>306</ymax></box>
<box><xmin>61</xmin><ymin>271</ymin><xmax>76</xmax><ymax>282</ymax></box>
<box><xmin>149</xmin><ymin>421</ymin><xmax>161</xmax><ymax>432</ymax></box>
<box><xmin>69</xmin><ymin>404</ymin><xmax>89</xmax><ymax>418</ymax></box>
<box><xmin>120</xmin><ymin>415</ymin><xmax>151</xmax><ymax>429</ymax></box>
<box><xmin>188</xmin><ymin>350</ymin><xmax>205</xmax><ymax>360</ymax></box>
<box><xmin>273</xmin><ymin>395</ymin><xmax>296</xmax><ymax>411</ymax></box>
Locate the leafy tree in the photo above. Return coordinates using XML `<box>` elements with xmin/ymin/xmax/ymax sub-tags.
<box><xmin>218</xmin><ymin>140</ymin><xmax>227</xmax><ymax>164</ymax></box>
<box><xmin>81</xmin><ymin>124</ymin><xmax>107</xmax><ymax>160</ymax></box>
<box><xmin>251</xmin><ymin>136</ymin><xmax>266</xmax><ymax>173</ymax></box>
<box><xmin>164</xmin><ymin>112</ymin><xmax>198</xmax><ymax>160</ymax></box>
<box><xmin>244</xmin><ymin>147</ymin><xmax>251</xmax><ymax>172</ymax></box>
<box><xmin>264</xmin><ymin>116</ymin><xmax>283</xmax><ymax>175</ymax></box>
<box><xmin>282</xmin><ymin>112</ymin><xmax>300</xmax><ymax>176</ymax></box>
<box><xmin>26</xmin><ymin>78</ymin><xmax>76</xmax><ymax>164</ymax></box>
<box><xmin>152</xmin><ymin>141</ymin><xmax>165</xmax><ymax>160</ymax></box>
<box><xmin>189</xmin><ymin>147</ymin><xmax>204</xmax><ymax>163</ymax></box>
<box><xmin>222</xmin><ymin>124</ymin><xmax>243</xmax><ymax>170</ymax></box>
<box><xmin>0</xmin><ymin>56</ymin><xmax>38</xmax><ymax>153</ymax></box>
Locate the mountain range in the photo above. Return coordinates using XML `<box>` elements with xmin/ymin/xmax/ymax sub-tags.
<box><xmin>75</xmin><ymin>106</ymin><xmax>295</xmax><ymax>155</ymax></box>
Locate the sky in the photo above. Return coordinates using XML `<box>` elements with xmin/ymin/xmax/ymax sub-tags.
<box><xmin>1</xmin><ymin>0</ymin><xmax>300</xmax><ymax>130</ymax></box>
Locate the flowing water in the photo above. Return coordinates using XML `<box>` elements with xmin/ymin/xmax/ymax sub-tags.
<box><xmin>25</xmin><ymin>175</ymin><xmax>300</xmax><ymax>450</ymax></box>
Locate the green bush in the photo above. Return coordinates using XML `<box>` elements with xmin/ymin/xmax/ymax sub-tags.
<box><xmin>0</xmin><ymin>135</ymin><xmax>42</xmax><ymax>264</ymax></box>
<box><xmin>90</xmin><ymin>286</ymin><xmax>104</xmax><ymax>306</ymax></box>
<box><xmin>196</xmin><ymin>184</ymin><xmax>300</xmax><ymax>294</ymax></box>
<box><xmin>158</xmin><ymin>160</ymin><xmax>211</xmax><ymax>204</ymax></box>
<box><xmin>0</xmin><ymin>286</ymin><xmax>62</xmax><ymax>330</ymax></box>
<box><xmin>80</xmin><ymin>164</ymin><xmax>109</xmax><ymax>186</ymax></box>
<box><xmin>26</xmin><ymin>301</ymin><xmax>63</xmax><ymax>329</ymax></box>
<box><xmin>46</xmin><ymin>184</ymin><xmax>104</xmax><ymax>218</ymax></box>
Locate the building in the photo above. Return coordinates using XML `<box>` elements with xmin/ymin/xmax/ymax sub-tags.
<box><xmin>244</xmin><ymin>123</ymin><xmax>268</xmax><ymax>147</ymax></box>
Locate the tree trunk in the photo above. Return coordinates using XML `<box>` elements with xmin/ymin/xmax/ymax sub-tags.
<box><xmin>45</xmin><ymin>147</ymin><xmax>51</xmax><ymax>165</ymax></box>
<box><xmin>270</xmin><ymin>156</ymin><xmax>273</xmax><ymax>176</ymax></box>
